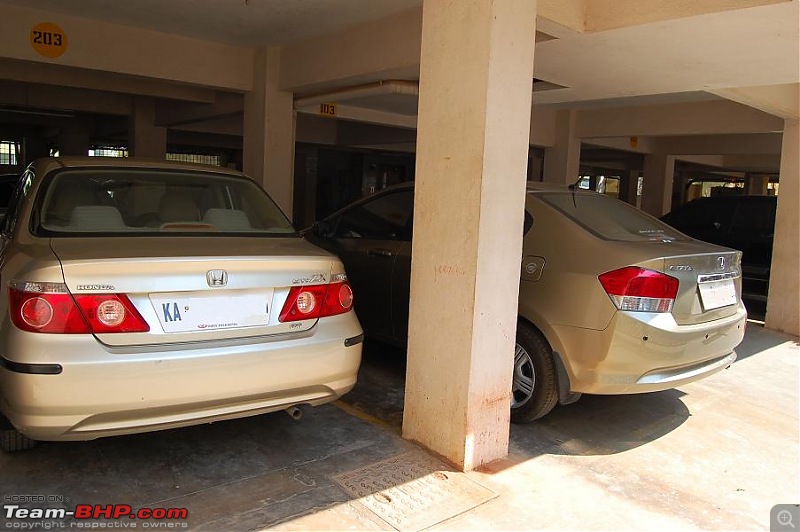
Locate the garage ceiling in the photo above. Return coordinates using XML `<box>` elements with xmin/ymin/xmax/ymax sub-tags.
<box><xmin>0</xmin><ymin>0</ymin><xmax>423</xmax><ymax>46</ymax></box>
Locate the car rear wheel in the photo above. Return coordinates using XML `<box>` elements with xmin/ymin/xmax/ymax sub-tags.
<box><xmin>511</xmin><ymin>322</ymin><xmax>558</xmax><ymax>423</ymax></box>
<box><xmin>0</xmin><ymin>416</ymin><xmax>37</xmax><ymax>452</ymax></box>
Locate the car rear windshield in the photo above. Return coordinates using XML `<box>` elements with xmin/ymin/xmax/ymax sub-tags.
<box><xmin>34</xmin><ymin>168</ymin><xmax>296</xmax><ymax>237</ymax></box>
<box><xmin>534</xmin><ymin>191</ymin><xmax>689</xmax><ymax>242</ymax></box>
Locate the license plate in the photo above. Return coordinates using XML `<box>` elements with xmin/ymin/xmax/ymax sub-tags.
<box><xmin>150</xmin><ymin>289</ymin><xmax>274</xmax><ymax>333</ymax></box>
<box><xmin>698</xmin><ymin>278</ymin><xmax>737</xmax><ymax>311</ymax></box>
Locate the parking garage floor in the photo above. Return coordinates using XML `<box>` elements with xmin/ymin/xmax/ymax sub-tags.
<box><xmin>1</xmin><ymin>323</ymin><xmax>797</xmax><ymax>531</ymax></box>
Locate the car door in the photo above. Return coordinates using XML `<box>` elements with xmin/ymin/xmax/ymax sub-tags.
<box><xmin>329</xmin><ymin>189</ymin><xmax>414</xmax><ymax>342</ymax></box>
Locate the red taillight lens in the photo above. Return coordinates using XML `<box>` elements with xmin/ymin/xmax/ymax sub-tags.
<box><xmin>279</xmin><ymin>281</ymin><xmax>354</xmax><ymax>323</ymax></box>
<box><xmin>9</xmin><ymin>283</ymin><xmax>149</xmax><ymax>334</ymax></box>
<box><xmin>73</xmin><ymin>294</ymin><xmax>150</xmax><ymax>333</ymax></box>
<box><xmin>598</xmin><ymin>267</ymin><xmax>679</xmax><ymax>313</ymax></box>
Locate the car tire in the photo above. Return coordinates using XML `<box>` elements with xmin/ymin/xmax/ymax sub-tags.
<box><xmin>510</xmin><ymin>321</ymin><xmax>558</xmax><ymax>423</ymax></box>
<box><xmin>0</xmin><ymin>417</ymin><xmax>37</xmax><ymax>452</ymax></box>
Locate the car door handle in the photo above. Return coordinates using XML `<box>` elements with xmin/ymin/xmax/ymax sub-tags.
<box><xmin>367</xmin><ymin>248</ymin><xmax>394</xmax><ymax>258</ymax></box>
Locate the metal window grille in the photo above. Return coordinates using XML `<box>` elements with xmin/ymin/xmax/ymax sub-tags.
<box><xmin>0</xmin><ymin>141</ymin><xmax>19</xmax><ymax>165</ymax></box>
<box><xmin>166</xmin><ymin>153</ymin><xmax>221</xmax><ymax>166</ymax></box>
<box><xmin>88</xmin><ymin>147</ymin><xmax>128</xmax><ymax>157</ymax></box>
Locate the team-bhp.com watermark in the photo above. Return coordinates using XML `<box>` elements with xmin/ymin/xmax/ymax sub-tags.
<box><xmin>3</xmin><ymin>495</ymin><xmax>188</xmax><ymax>529</ymax></box>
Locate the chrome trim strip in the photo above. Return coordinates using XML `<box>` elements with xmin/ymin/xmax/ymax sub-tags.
<box><xmin>697</xmin><ymin>272</ymin><xmax>739</xmax><ymax>283</ymax></box>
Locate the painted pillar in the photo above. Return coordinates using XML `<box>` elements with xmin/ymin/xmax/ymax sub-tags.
<box><xmin>403</xmin><ymin>0</ymin><xmax>537</xmax><ymax>471</ymax></box>
<box><xmin>244</xmin><ymin>47</ymin><xmax>295</xmax><ymax>218</ymax></box>
<box><xmin>745</xmin><ymin>173</ymin><xmax>769</xmax><ymax>195</ymax></box>
<box><xmin>641</xmin><ymin>152</ymin><xmax>676</xmax><ymax>217</ymax></box>
<box><xmin>59</xmin><ymin>119</ymin><xmax>90</xmax><ymax>157</ymax></box>
<box><xmin>543</xmin><ymin>109</ymin><xmax>581</xmax><ymax>184</ymax></box>
<box><xmin>620</xmin><ymin>169</ymin><xmax>640</xmax><ymax>207</ymax></box>
<box><xmin>129</xmin><ymin>97</ymin><xmax>166</xmax><ymax>159</ymax></box>
<box><xmin>765</xmin><ymin>120</ymin><xmax>800</xmax><ymax>336</ymax></box>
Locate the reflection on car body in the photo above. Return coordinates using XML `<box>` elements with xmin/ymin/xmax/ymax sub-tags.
<box><xmin>0</xmin><ymin>157</ymin><xmax>363</xmax><ymax>452</ymax></box>
<box><xmin>307</xmin><ymin>182</ymin><xmax>747</xmax><ymax>422</ymax></box>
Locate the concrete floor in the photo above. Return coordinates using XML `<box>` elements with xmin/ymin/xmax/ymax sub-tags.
<box><xmin>0</xmin><ymin>323</ymin><xmax>797</xmax><ymax>531</ymax></box>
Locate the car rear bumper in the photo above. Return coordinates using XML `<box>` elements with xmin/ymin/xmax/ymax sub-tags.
<box><xmin>556</xmin><ymin>304</ymin><xmax>747</xmax><ymax>394</ymax></box>
<box><xmin>0</xmin><ymin>313</ymin><xmax>362</xmax><ymax>441</ymax></box>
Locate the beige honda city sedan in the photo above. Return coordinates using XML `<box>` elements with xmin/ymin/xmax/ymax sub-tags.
<box><xmin>0</xmin><ymin>157</ymin><xmax>363</xmax><ymax>451</ymax></box>
<box><xmin>307</xmin><ymin>182</ymin><xmax>748</xmax><ymax>422</ymax></box>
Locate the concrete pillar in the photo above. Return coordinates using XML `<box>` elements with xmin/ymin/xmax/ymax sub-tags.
<box><xmin>745</xmin><ymin>173</ymin><xmax>769</xmax><ymax>195</ymax></box>
<box><xmin>619</xmin><ymin>169</ymin><xmax>640</xmax><ymax>207</ymax></box>
<box><xmin>129</xmin><ymin>97</ymin><xmax>166</xmax><ymax>159</ymax></box>
<box><xmin>59</xmin><ymin>120</ymin><xmax>90</xmax><ymax>157</ymax></box>
<box><xmin>543</xmin><ymin>110</ymin><xmax>581</xmax><ymax>184</ymax></box>
<box><xmin>24</xmin><ymin>133</ymin><xmax>51</xmax><ymax>164</ymax></box>
<box><xmin>765</xmin><ymin>120</ymin><xmax>799</xmax><ymax>336</ymax></box>
<box><xmin>641</xmin><ymin>153</ymin><xmax>676</xmax><ymax>216</ymax></box>
<box><xmin>244</xmin><ymin>47</ymin><xmax>295</xmax><ymax>218</ymax></box>
<box><xmin>403</xmin><ymin>0</ymin><xmax>537</xmax><ymax>471</ymax></box>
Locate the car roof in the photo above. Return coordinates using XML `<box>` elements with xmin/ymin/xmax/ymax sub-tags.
<box><xmin>348</xmin><ymin>180</ymin><xmax>591</xmax><ymax>195</ymax></box>
<box><xmin>30</xmin><ymin>157</ymin><xmax>249</xmax><ymax>179</ymax></box>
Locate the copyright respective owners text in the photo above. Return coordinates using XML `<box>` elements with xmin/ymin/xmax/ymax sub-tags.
<box><xmin>2</xmin><ymin>495</ymin><xmax>189</xmax><ymax>530</ymax></box>
<box><xmin>772</xmin><ymin>504</ymin><xmax>800</xmax><ymax>532</ymax></box>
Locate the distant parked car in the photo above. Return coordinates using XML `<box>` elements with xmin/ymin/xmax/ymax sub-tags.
<box><xmin>307</xmin><ymin>182</ymin><xmax>747</xmax><ymax>422</ymax></box>
<box><xmin>0</xmin><ymin>157</ymin><xmax>362</xmax><ymax>452</ymax></box>
<box><xmin>0</xmin><ymin>172</ymin><xmax>19</xmax><ymax>220</ymax></box>
<box><xmin>661</xmin><ymin>195</ymin><xmax>776</xmax><ymax>302</ymax></box>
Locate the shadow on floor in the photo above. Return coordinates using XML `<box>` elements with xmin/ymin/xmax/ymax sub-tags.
<box><xmin>343</xmin><ymin>339</ymin><xmax>693</xmax><ymax>459</ymax></box>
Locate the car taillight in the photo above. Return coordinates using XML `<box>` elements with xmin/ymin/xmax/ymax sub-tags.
<box><xmin>598</xmin><ymin>267</ymin><xmax>679</xmax><ymax>313</ymax></box>
<box><xmin>8</xmin><ymin>282</ymin><xmax>150</xmax><ymax>334</ymax></box>
<box><xmin>279</xmin><ymin>281</ymin><xmax>354</xmax><ymax>323</ymax></box>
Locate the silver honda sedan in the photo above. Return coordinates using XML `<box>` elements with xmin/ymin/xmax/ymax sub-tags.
<box><xmin>0</xmin><ymin>157</ymin><xmax>363</xmax><ymax>451</ymax></box>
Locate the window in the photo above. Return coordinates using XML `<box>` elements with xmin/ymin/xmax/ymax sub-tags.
<box><xmin>35</xmin><ymin>169</ymin><xmax>295</xmax><ymax>236</ymax></box>
<box><xmin>536</xmin><ymin>191</ymin><xmax>688</xmax><ymax>242</ymax></box>
<box><xmin>0</xmin><ymin>141</ymin><xmax>19</xmax><ymax>165</ymax></box>
<box><xmin>335</xmin><ymin>190</ymin><xmax>413</xmax><ymax>240</ymax></box>
<box><xmin>166</xmin><ymin>153</ymin><xmax>222</xmax><ymax>167</ymax></box>
<box><xmin>89</xmin><ymin>147</ymin><xmax>128</xmax><ymax>157</ymax></box>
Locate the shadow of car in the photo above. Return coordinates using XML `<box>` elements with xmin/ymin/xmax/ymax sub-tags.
<box><xmin>660</xmin><ymin>195</ymin><xmax>776</xmax><ymax>303</ymax></box>
<box><xmin>306</xmin><ymin>182</ymin><xmax>747</xmax><ymax>423</ymax></box>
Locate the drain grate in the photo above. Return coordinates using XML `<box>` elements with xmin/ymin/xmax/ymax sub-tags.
<box><xmin>331</xmin><ymin>451</ymin><xmax>497</xmax><ymax>531</ymax></box>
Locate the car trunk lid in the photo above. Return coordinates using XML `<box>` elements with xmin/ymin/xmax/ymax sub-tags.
<box><xmin>49</xmin><ymin>237</ymin><xmax>337</xmax><ymax>346</ymax></box>
<box><xmin>635</xmin><ymin>241</ymin><xmax>742</xmax><ymax>325</ymax></box>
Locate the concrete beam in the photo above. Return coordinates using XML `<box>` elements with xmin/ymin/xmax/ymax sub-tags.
<box><xmin>712</xmin><ymin>83</ymin><xmax>800</xmax><ymax>120</ymax></box>
<box><xmin>155</xmin><ymin>93</ymin><xmax>244</xmax><ymax>128</ymax></box>
<box><xmin>0</xmin><ymin>81</ymin><xmax>131</xmax><ymax>116</ymax></box>
<box><xmin>0</xmin><ymin>58</ymin><xmax>217</xmax><ymax>104</ymax></box>
<box><xmin>658</xmin><ymin>133</ymin><xmax>783</xmax><ymax>155</ymax></box>
<box><xmin>280</xmin><ymin>8</ymin><xmax>423</xmax><ymax>94</ymax></box>
<box><xmin>584</xmin><ymin>0</ymin><xmax>788</xmax><ymax>32</ymax></box>
<box><xmin>576</xmin><ymin>100</ymin><xmax>784</xmax><ymax>138</ymax></box>
<box><xmin>0</xmin><ymin>3</ymin><xmax>253</xmax><ymax>92</ymax></box>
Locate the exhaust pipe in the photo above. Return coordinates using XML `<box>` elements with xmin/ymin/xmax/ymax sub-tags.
<box><xmin>285</xmin><ymin>406</ymin><xmax>303</xmax><ymax>421</ymax></box>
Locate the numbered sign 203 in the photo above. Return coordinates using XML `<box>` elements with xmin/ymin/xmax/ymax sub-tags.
<box><xmin>31</xmin><ymin>22</ymin><xmax>68</xmax><ymax>59</ymax></box>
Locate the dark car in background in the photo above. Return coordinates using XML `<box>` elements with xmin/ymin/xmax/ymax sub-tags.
<box><xmin>0</xmin><ymin>173</ymin><xmax>19</xmax><ymax>220</ymax></box>
<box><xmin>307</xmin><ymin>182</ymin><xmax>747</xmax><ymax>422</ymax></box>
<box><xmin>661</xmin><ymin>195</ymin><xmax>777</xmax><ymax>303</ymax></box>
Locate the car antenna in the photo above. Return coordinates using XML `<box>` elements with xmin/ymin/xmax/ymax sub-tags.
<box><xmin>567</xmin><ymin>176</ymin><xmax>582</xmax><ymax>208</ymax></box>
